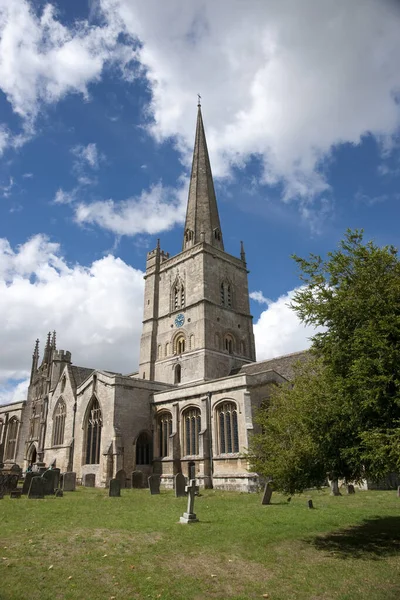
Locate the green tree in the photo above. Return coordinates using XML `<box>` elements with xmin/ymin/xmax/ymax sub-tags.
<box><xmin>250</xmin><ymin>230</ymin><xmax>400</xmax><ymax>492</ymax></box>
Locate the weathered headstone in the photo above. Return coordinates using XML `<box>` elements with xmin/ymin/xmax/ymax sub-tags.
<box><xmin>132</xmin><ymin>470</ymin><xmax>144</xmax><ymax>489</ymax></box>
<box><xmin>62</xmin><ymin>472</ymin><xmax>76</xmax><ymax>492</ymax></box>
<box><xmin>41</xmin><ymin>468</ymin><xmax>59</xmax><ymax>495</ymax></box>
<box><xmin>28</xmin><ymin>476</ymin><xmax>45</xmax><ymax>499</ymax></box>
<box><xmin>180</xmin><ymin>479</ymin><xmax>198</xmax><ymax>523</ymax></box>
<box><xmin>347</xmin><ymin>484</ymin><xmax>355</xmax><ymax>495</ymax></box>
<box><xmin>330</xmin><ymin>478</ymin><xmax>342</xmax><ymax>496</ymax></box>
<box><xmin>261</xmin><ymin>481</ymin><xmax>273</xmax><ymax>505</ymax></box>
<box><xmin>307</xmin><ymin>499</ymin><xmax>314</xmax><ymax>509</ymax></box>
<box><xmin>84</xmin><ymin>473</ymin><xmax>96</xmax><ymax>487</ymax></box>
<box><xmin>10</xmin><ymin>490</ymin><xmax>22</xmax><ymax>499</ymax></box>
<box><xmin>148</xmin><ymin>474</ymin><xmax>160</xmax><ymax>495</ymax></box>
<box><xmin>175</xmin><ymin>473</ymin><xmax>186</xmax><ymax>498</ymax></box>
<box><xmin>54</xmin><ymin>488</ymin><xmax>63</xmax><ymax>497</ymax></box>
<box><xmin>109</xmin><ymin>478</ymin><xmax>121</xmax><ymax>497</ymax></box>
<box><xmin>22</xmin><ymin>472</ymin><xmax>36</xmax><ymax>495</ymax></box>
<box><xmin>115</xmin><ymin>469</ymin><xmax>127</xmax><ymax>489</ymax></box>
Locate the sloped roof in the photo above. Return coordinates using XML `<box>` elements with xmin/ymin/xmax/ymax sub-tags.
<box><xmin>238</xmin><ymin>350</ymin><xmax>310</xmax><ymax>381</ymax></box>
<box><xmin>69</xmin><ymin>365</ymin><xmax>95</xmax><ymax>388</ymax></box>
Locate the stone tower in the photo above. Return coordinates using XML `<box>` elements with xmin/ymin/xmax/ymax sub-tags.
<box><xmin>139</xmin><ymin>104</ymin><xmax>256</xmax><ymax>385</ymax></box>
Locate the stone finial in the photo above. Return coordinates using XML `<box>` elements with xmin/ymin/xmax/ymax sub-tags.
<box><xmin>51</xmin><ymin>330</ymin><xmax>56</xmax><ymax>349</ymax></box>
<box><xmin>33</xmin><ymin>339</ymin><xmax>39</xmax><ymax>358</ymax></box>
<box><xmin>240</xmin><ymin>240</ymin><xmax>246</xmax><ymax>263</ymax></box>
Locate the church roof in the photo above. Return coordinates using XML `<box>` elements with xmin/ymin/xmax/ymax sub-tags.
<box><xmin>70</xmin><ymin>365</ymin><xmax>95</xmax><ymax>388</ymax></box>
<box><xmin>238</xmin><ymin>350</ymin><xmax>310</xmax><ymax>381</ymax></box>
<box><xmin>182</xmin><ymin>103</ymin><xmax>224</xmax><ymax>250</ymax></box>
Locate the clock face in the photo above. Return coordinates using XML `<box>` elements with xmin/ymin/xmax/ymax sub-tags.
<box><xmin>175</xmin><ymin>313</ymin><xmax>185</xmax><ymax>328</ymax></box>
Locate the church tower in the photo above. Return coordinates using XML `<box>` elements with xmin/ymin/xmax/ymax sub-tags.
<box><xmin>139</xmin><ymin>104</ymin><xmax>256</xmax><ymax>384</ymax></box>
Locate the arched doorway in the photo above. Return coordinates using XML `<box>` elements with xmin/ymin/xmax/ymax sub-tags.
<box><xmin>28</xmin><ymin>444</ymin><xmax>37</xmax><ymax>467</ymax></box>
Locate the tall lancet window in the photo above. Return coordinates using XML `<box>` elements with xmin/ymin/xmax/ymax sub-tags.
<box><xmin>216</xmin><ymin>402</ymin><xmax>239</xmax><ymax>454</ymax></box>
<box><xmin>220</xmin><ymin>280</ymin><xmax>233</xmax><ymax>308</ymax></box>
<box><xmin>158</xmin><ymin>412</ymin><xmax>172</xmax><ymax>458</ymax></box>
<box><xmin>5</xmin><ymin>418</ymin><xmax>19</xmax><ymax>461</ymax></box>
<box><xmin>53</xmin><ymin>399</ymin><xmax>66</xmax><ymax>446</ymax></box>
<box><xmin>85</xmin><ymin>397</ymin><xmax>102</xmax><ymax>464</ymax></box>
<box><xmin>183</xmin><ymin>408</ymin><xmax>201</xmax><ymax>456</ymax></box>
<box><xmin>172</xmin><ymin>277</ymin><xmax>185</xmax><ymax>311</ymax></box>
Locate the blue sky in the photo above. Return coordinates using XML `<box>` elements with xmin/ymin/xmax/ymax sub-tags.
<box><xmin>1</xmin><ymin>0</ymin><xmax>400</xmax><ymax>403</ymax></box>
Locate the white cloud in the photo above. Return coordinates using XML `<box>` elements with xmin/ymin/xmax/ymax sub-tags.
<box><xmin>75</xmin><ymin>180</ymin><xmax>188</xmax><ymax>236</ymax></box>
<box><xmin>0</xmin><ymin>0</ymin><xmax>135</xmax><ymax>132</ymax></box>
<box><xmin>72</xmin><ymin>143</ymin><xmax>101</xmax><ymax>170</ymax></box>
<box><xmin>250</xmin><ymin>290</ymin><xmax>270</xmax><ymax>305</ymax></box>
<box><xmin>0</xmin><ymin>234</ymin><xmax>145</xmax><ymax>404</ymax></box>
<box><xmin>53</xmin><ymin>188</ymin><xmax>77</xmax><ymax>205</ymax></box>
<box><xmin>253</xmin><ymin>288</ymin><xmax>322</xmax><ymax>360</ymax></box>
<box><xmin>98</xmin><ymin>0</ymin><xmax>400</xmax><ymax>206</ymax></box>
<box><xmin>0</xmin><ymin>125</ymin><xmax>10</xmax><ymax>155</ymax></box>
<box><xmin>0</xmin><ymin>378</ymin><xmax>29</xmax><ymax>405</ymax></box>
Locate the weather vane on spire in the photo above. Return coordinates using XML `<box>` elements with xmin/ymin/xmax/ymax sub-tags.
<box><xmin>197</xmin><ymin>93</ymin><xmax>201</xmax><ymax>107</ymax></box>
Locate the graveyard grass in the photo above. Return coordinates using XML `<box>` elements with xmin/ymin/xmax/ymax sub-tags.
<box><xmin>1</xmin><ymin>488</ymin><xmax>399</xmax><ymax>600</ymax></box>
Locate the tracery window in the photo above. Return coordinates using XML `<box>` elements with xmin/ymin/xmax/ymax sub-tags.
<box><xmin>216</xmin><ymin>402</ymin><xmax>239</xmax><ymax>454</ymax></box>
<box><xmin>85</xmin><ymin>397</ymin><xmax>102</xmax><ymax>464</ymax></box>
<box><xmin>136</xmin><ymin>431</ymin><xmax>153</xmax><ymax>465</ymax></box>
<box><xmin>5</xmin><ymin>417</ymin><xmax>19</xmax><ymax>461</ymax></box>
<box><xmin>52</xmin><ymin>400</ymin><xmax>66</xmax><ymax>446</ymax></box>
<box><xmin>29</xmin><ymin>402</ymin><xmax>40</xmax><ymax>440</ymax></box>
<box><xmin>182</xmin><ymin>408</ymin><xmax>201</xmax><ymax>456</ymax></box>
<box><xmin>157</xmin><ymin>412</ymin><xmax>172</xmax><ymax>458</ymax></box>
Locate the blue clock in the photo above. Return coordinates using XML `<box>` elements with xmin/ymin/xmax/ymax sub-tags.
<box><xmin>175</xmin><ymin>313</ymin><xmax>185</xmax><ymax>328</ymax></box>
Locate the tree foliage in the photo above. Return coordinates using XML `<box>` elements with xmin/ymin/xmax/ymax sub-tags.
<box><xmin>249</xmin><ymin>230</ymin><xmax>400</xmax><ymax>492</ymax></box>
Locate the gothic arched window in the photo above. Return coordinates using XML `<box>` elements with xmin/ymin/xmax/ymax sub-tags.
<box><xmin>216</xmin><ymin>402</ymin><xmax>239</xmax><ymax>454</ymax></box>
<box><xmin>224</xmin><ymin>334</ymin><xmax>235</xmax><ymax>354</ymax></box>
<box><xmin>182</xmin><ymin>408</ymin><xmax>201</xmax><ymax>456</ymax></box>
<box><xmin>174</xmin><ymin>363</ymin><xmax>181</xmax><ymax>384</ymax></box>
<box><xmin>136</xmin><ymin>431</ymin><xmax>153</xmax><ymax>465</ymax></box>
<box><xmin>157</xmin><ymin>412</ymin><xmax>172</xmax><ymax>458</ymax></box>
<box><xmin>52</xmin><ymin>399</ymin><xmax>66</xmax><ymax>446</ymax></box>
<box><xmin>85</xmin><ymin>397</ymin><xmax>102</xmax><ymax>464</ymax></box>
<box><xmin>172</xmin><ymin>277</ymin><xmax>185</xmax><ymax>311</ymax></box>
<box><xmin>5</xmin><ymin>417</ymin><xmax>19</xmax><ymax>461</ymax></box>
<box><xmin>174</xmin><ymin>334</ymin><xmax>186</xmax><ymax>355</ymax></box>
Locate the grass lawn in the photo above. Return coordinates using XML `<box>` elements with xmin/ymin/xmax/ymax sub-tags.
<box><xmin>0</xmin><ymin>487</ymin><xmax>399</xmax><ymax>600</ymax></box>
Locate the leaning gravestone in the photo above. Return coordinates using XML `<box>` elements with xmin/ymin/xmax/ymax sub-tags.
<box><xmin>109</xmin><ymin>478</ymin><xmax>121</xmax><ymax>497</ymax></box>
<box><xmin>115</xmin><ymin>469</ymin><xmax>127</xmax><ymax>489</ymax></box>
<box><xmin>175</xmin><ymin>473</ymin><xmax>186</xmax><ymax>498</ymax></box>
<box><xmin>62</xmin><ymin>472</ymin><xmax>76</xmax><ymax>492</ymax></box>
<box><xmin>28</xmin><ymin>476</ymin><xmax>45</xmax><ymax>499</ymax></box>
<box><xmin>261</xmin><ymin>481</ymin><xmax>274</xmax><ymax>505</ymax></box>
<box><xmin>22</xmin><ymin>472</ymin><xmax>36</xmax><ymax>495</ymax></box>
<box><xmin>148</xmin><ymin>474</ymin><xmax>160</xmax><ymax>495</ymax></box>
<box><xmin>84</xmin><ymin>473</ymin><xmax>96</xmax><ymax>487</ymax></box>
<box><xmin>132</xmin><ymin>470</ymin><xmax>144</xmax><ymax>489</ymax></box>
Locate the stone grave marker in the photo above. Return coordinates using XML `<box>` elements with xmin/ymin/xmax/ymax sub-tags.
<box><xmin>132</xmin><ymin>470</ymin><xmax>144</xmax><ymax>489</ymax></box>
<box><xmin>62</xmin><ymin>472</ymin><xmax>76</xmax><ymax>492</ymax></box>
<box><xmin>22</xmin><ymin>472</ymin><xmax>35</xmax><ymax>495</ymax></box>
<box><xmin>180</xmin><ymin>479</ymin><xmax>198</xmax><ymax>523</ymax></box>
<box><xmin>347</xmin><ymin>484</ymin><xmax>355</xmax><ymax>494</ymax></box>
<box><xmin>115</xmin><ymin>469</ymin><xmax>127</xmax><ymax>489</ymax></box>
<box><xmin>109</xmin><ymin>478</ymin><xmax>121</xmax><ymax>497</ymax></box>
<box><xmin>148</xmin><ymin>474</ymin><xmax>160</xmax><ymax>495</ymax></box>
<box><xmin>28</xmin><ymin>476</ymin><xmax>45</xmax><ymax>499</ymax></box>
<box><xmin>330</xmin><ymin>479</ymin><xmax>342</xmax><ymax>496</ymax></box>
<box><xmin>55</xmin><ymin>488</ymin><xmax>63</xmax><ymax>497</ymax></box>
<box><xmin>307</xmin><ymin>499</ymin><xmax>314</xmax><ymax>509</ymax></box>
<box><xmin>10</xmin><ymin>490</ymin><xmax>22</xmax><ymax>499</ymax></box>
<box><xmin>84</xmin><ymin>473</ymin><xmax>96</xmax><ymax>487</ymax></box>
<box><xmin>261</xmin><ymin>481</ymin><xmax>273</xmax><ymax>505</ymax></box>
<box><xmin>41</xmin><ymin>468</ymin><xmax>59</xmax><ymax>495</ymax></box>
<box><xmin>175</xmin><ymin>473</ymin><xmax>186</xmax><ymax>498</ymax></box>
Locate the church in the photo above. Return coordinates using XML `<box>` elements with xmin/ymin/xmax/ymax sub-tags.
<box><xmin>0</xmin><ymin>105</ymin><xmax>305</xmax><ymax>491</ymax></box>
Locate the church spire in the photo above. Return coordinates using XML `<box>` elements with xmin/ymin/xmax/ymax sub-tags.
<box><xmin>182</xmin><ymin>103</ymin><xmax>224</xmax><ymax>251</ymax></box>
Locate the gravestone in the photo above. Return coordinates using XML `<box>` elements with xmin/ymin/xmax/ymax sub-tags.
<box><xmin>347</xmin><ymin>484</ymin><xmax>355</xmax><ymax>495</ymax></box>
<box><xmin>261</xmin><ymin>481</ymin><xmax>273</xmax><ymax>505</ymax></box>
<box><xmin>84</xmin><ymin>473</ymin><xmax>96</xmax><ymax>487</ymax></box>
<box><xmin>330</xmin><ymin>479</ymin><xmax>342</xmax><ymax>496</ymax></box>
<box><xmin>307</xmin><ymin>499</ymin><xmax>314</xmax><ymax>509</ymax></box>
<box><xmin>62</xmin><ymin>472</ymin><xmax>76</xmax><ymax>492</ymax></box>
<box><xmin>22</xmin><ymin>472</ymin><xmax>36</xmax><ymax>495</ymax></box>
<box><xmin>54</xmin><ymin>488</ymin><xmax>63</xmax><ymax>497</ymax></box>
<box><xmin>41</xmin><ymin>468</ymin><xmax>59</xmax><ymax>495</ymax></box>
<box><xmin>132</xmin><ymin>470</ymin><xmax>144</xmax><ymax>489</ymax></box>
<box><xmin>115</xmin><ymin>469</ymin><xmax>127</xmax><ymax>489</ymax></box>
<box><xmin>10</xmin><ymin>490</ymin><xmax>22</xmax><ymax>499</ymax></box>
<box><xmin>28</xmin><ymin>476</ymin><xmax>45</xmax><ymax>499</ymax></box>
<box><xmin>397</xmin><ymin>485</ymin><xmax>400</xmax><ymax>498</ymax></box>
<box><xmin>148</xmin><ymin>474</ymin><xmax>160</xmax><ymax>495</ymax></box>
<box><xmin>175</xmin><ymin>473</ymin><xmax>186</xmax><ymax>498</ymax></box>
<box><xmin>180</xmin><ymin>479</ymin><xmax>198</xmax><ymax>523</ymax></box>
<box><xmin>109</xmin><ymin>478</ymin><xmax>121</xmax><ymax>497</ymax></box>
